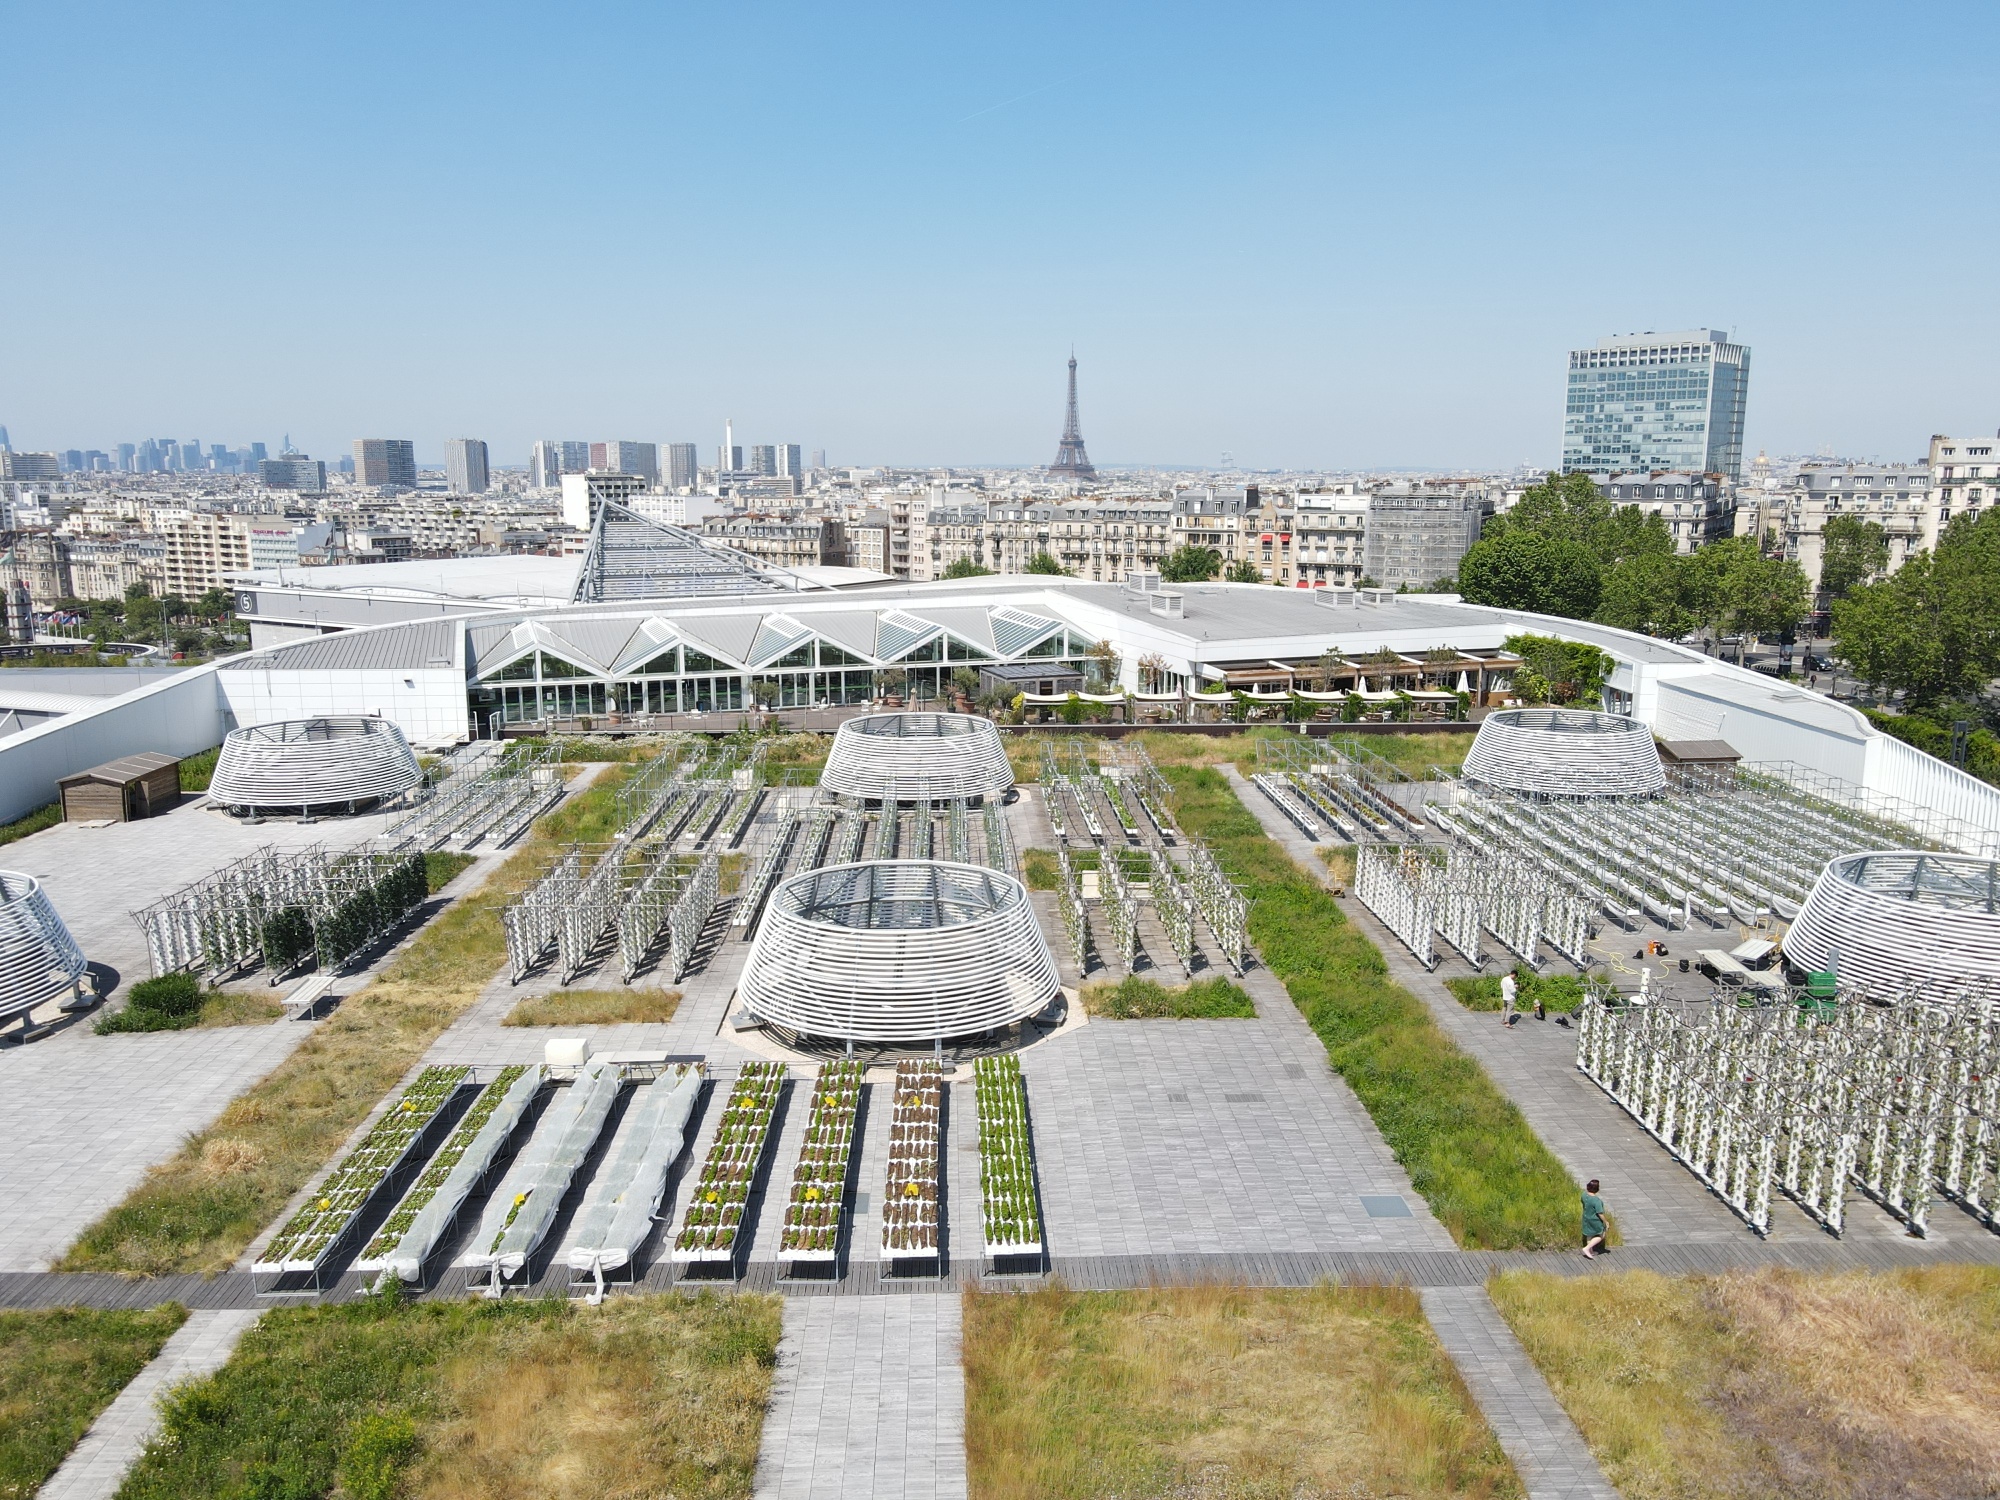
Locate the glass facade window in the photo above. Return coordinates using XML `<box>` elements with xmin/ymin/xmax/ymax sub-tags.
<box><xmin>1562</xmin><ymin>330</ymin><xmax>1750</xmax><ymax>479</ymax></box>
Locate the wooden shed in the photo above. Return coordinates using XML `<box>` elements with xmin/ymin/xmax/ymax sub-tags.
<box><xmin>57</xmin><ymin>752</ymin><xmax>183</xmax><ymax>823</ymax></box>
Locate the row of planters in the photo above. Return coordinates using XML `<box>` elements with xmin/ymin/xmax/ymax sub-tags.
<box><xmin>355</xmin><ymin>1065</ymin><xmax>537</xmax><ymax>1284</ymax></box>
<box><xmin>779</xmin><ymin>1059</ymin><xmax>865</xmax><ymax>1264</ymax></box>
<box><xmin>673</xmin><ymin>1062</ymin><xmax>787</xmax><ymax>1265</ymax></box>
<box><xmin>882</xmin><ymin>1060</ymin><xmax>944</xmax><ymax>1267</ymax></box>
<box><xmin>256</xmin><ymin>1065</ymin><xmax>472</xmax><ymax>1277</ymax></box>
<box><xmin>974</xmin><ymin>1054</ymin><xmax>1044</xmax><ymax>1260</ymax></box>
<box><xmin>260</xmin><ymin>850</ymin><xmax>432</xmax><ymax>977</ymax></box>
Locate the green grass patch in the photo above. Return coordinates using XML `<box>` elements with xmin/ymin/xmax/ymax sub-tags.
<box><xmin>421</xmin><ymin>850</ymin><xmax>476</xmax><ymax>894</ymax></box>
<box><xmin>502</xmin><ymin>988</ymin><xmax>681</xmax><ymax>1026</ymax></box>
<box><xmin>59</xmin><ymin>769</ymin><xmax>631</xmax><ymax>1275</ymax></box>
<box><xmin>0</xmin><ymin>1303</ymin><xmax>187</xmax><ymax>1498</ymax></box>
<box><xmin>117</xmin><ymin>1289</ymin><xmax>781</xmax><ymax>1500</ymax></box>
<box><xmin>1445</xmin><ymin>969</ymin><xmax>1587</xmax><ymax>1015</ymax></box>
<box><xmin>964</xmin><ymin>1282</ymin><xmax>1520</xmax><ymax>1500</ymax></box>
<box><xmin>1161</xmin><ymin>765</ymin><xmax>1576</xmax><ymax>1250</ymax></box>
<box><xmin>0</xmin><ymin>802</ymin><xmax>60</xmax><ymax>848</ymax></box>
<box><xmin>1020</xmin><ymin>848</ymin><xmax>1059</xmax><ymax>890</ymax></box>
<box><xmin>177</xmin><ymin>746</ymin><xmax>220</xmax><ymax>793</ymax></box>
<box><xmin>1082</xmin><ymin>975</ymin><xmax>1256</xmax><ymax>1019</ymax></box>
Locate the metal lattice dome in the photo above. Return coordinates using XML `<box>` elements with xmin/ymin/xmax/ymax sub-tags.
<box><xmin>1462</xmin><ymin>707</ymin><xmax>1666</xmax><ymax>798</ymax></box>
<box><xmin>738</xmin><ymin>860</ymin><xmax>1059</xmax><ymax>1043</ymax></box>
<box><xmin>0</xmin><ymin>871</ymin><xmax>87</xmax><ymax>1023</ymax></box>
<box><xmin>208</xmin><ymin>716</ymin><xmax>422</xmax><ymax>814</ymax></box>
<box><xmin>1783</xmin><ymin>850</ymin><xmax>2000</xmax><ymax>998</ymax></box>
<box><xmin>820</xmin><ymin>712</ymin><xmax>1014</xmax><ymax>803</ymax></box>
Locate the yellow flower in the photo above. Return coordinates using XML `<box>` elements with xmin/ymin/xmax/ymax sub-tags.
<box><xmin>704</xmin><ymin>1190</ymin><xmax>719</xmax><ymax>1204</ymax></box>
<box><xmin>513</xmin><ymin>1192</ymin><xmax>528</xmax><ymax>1207</ymax></box>
<box><xmin>318</xmin><ymin>1198</ymin><xmax>331</xmax><ymax>1211</ymax></box>
<box><xmin>903</xmin><ymin>1181</ymin><xmax>920</xmax><ymax>1197</ymax></box>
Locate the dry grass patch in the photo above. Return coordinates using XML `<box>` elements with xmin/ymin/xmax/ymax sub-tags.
<box><xmin>59</xmin><ymin>768</ymin><xmax>631</xmax><ymax>1276</ymax></box>
<box><xmin>502</xmin><ymin>987</ymin><xmax>680</xmax><ymax>1026</ymax></box>
<box><xmin>192</xmin><ymin>988</ymin><xmax>287</xmax><ymax>1028</ymax></box>
<box><xmin>964</xmin><ymin>1281</ymin><xmax>1519</xmax><ymax>1500</ymax></box>
<box><xmin>1491</xmin><ymin>1265</ymin><xmax>2000</xmax><ymax>1500</ymax></box>
<box><xmin>117</xmin><ymin>1290</ymin><xmax>781</xmax><ymax>1500</ymax></box>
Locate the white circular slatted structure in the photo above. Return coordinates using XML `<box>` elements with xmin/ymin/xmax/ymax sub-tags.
<box><xmin>0</xmin><ymin>871</ymin><xmax>87</xmax><ymax>1022</ymax></box>
<box><xmin>1783</xmin><ymin>850</ymin><xmax>2000</xmax><ymax>998</ymax></box>
<box><xmin>1462</xmin><ymin>707</ymin><xmax>1666</xmax><ymax>798</ymax></box>
<box><xmin>740</xmin><ymin>860</ymin><xmax>1060</xmax><ymax>1042</ymax></box>
<box><xmin>820</xmin><ymin>712</ymin><xmax>1013</xmax><ymax>803</ymax></box>
<box><xmin>208</xmin><ymin>716</ymin><xmax>422</xmax><ymax>813</ymax></box>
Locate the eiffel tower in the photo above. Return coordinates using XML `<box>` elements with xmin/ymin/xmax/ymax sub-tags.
<box><xmin>1048</xmin><ymin>354</ymin><xmax>1097</xmax><ymax>479</ymax></box>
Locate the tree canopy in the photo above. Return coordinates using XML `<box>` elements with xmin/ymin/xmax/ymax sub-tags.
<box><xmin>941</xmin><ymin>557</ymin><xmax>993</xmax><ymax>579</ymax></box>
<box><xmin>1833</xmin><ymin>510</ymin><xmax>2000</xmax><ymax>707</ymax></box>
<box><xmin>1159</xmin><ymin>544</ymin><xmax>1221</xmax><ymax>582</ymax></box>
<box><xmin>1024</xmin><ymin>551</ymin><xmax>1067</xmax><ymax>576</ymax></box>
<box><xmin>1503</xmin><ymin>632</ymin><xmax>1614</xmax><ymax>706</ymax></box>
<box><xmin>1458</xmin><ymin>528</ymin><xmax>1602</xmax><ymax>618</ymax></box>
<box><xmin>1818</xmin><ymin>516</ymin><xmax>1890</xmax><ymax>601</ymax></box>
<box><xmin>1223</xmin><ymin>559</ymin><xmax>1262</xmax><ymax>584</ymax></box>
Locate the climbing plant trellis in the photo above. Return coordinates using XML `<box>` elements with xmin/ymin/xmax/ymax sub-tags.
<box><xmin>136</xmin><ymin>844</ymin><xmax>431</xmax><ymax>981</ymax></box>
<box><xmin>1577</xmin><ymin>980</ymin><xmax>2000</xmax><ymax>1239</ymax></box>
<box><xmin>1352</xmin><ymin>841</ymin><xmax>1593</xmax><ymax>972</ymax></box>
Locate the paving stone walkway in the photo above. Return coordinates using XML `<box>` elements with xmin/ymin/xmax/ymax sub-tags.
<box><xmin>36</xmin><ymin>1308</ymin><xmax>261</xmax><ymax>1500</ymax></box>
<box><xmin>1420</xmin><ymin>1287</ymin><xmax>1619</xmax><ymax>1500</ymax></box>
<box><xmin>754</xmin><ymin>1295</ymin><xmax>967</xmax><ymax>1500</ymax></box>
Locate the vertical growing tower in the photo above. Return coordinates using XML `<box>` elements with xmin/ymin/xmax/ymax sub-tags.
<box><xmin>1049</xmin><ymin>354</ymin><xmax>1097</xmax><ymax>479</ymax></box>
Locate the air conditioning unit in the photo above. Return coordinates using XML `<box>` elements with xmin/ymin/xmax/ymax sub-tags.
<box><xmin>1314</xmin><ymin>587</ymin><xmax>1358</xmax><ymax>608</ymax></box>
<box><xmin>1148</xmin><ymin>590</ymin><xmax>1185</xmax><ymax>618</ymax></box>
<box><xmin>1357</xmin><ymin>587</ymin><xmax>1395</xmax><ymax>605</ymax></box>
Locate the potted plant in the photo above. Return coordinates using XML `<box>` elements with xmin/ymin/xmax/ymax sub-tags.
<box><xmin>877</xmin><ymin>666</ymin><xmax>907</xmax><ymax>707</ymax></box>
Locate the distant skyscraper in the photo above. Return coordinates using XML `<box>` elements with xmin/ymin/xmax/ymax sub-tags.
<box><xmin>116</xmin><ymin>442</ymin><xmax>136</xmax><ymax>472</ymax></box>
<box><xmin>354</xmin><ymin>438</ymin><xmax>417</xmax><ymax>488</ymax></box>
<box><xmin>810</xmin><ymin>448</ymin><xmax>826</xmax><ymax>471</ymax></box>
<box><xmin>1563</xmin><ymin>328</ymin><xmax>1750</xmax><ymax>479</ymax></box>
<box><xmin>531</xmin><ymin>440</ymin><xmax>562</xmax><ymax>489</ymax></box>
<box><xmin>0</xmin><ymin>426</ymin><xmax>11</xmax><ymax>451</ymax></box>
<box><xmin>250</xmin><ymin>442</ymin><xmax>268</xmax><ymax>463</ymax></box>
<box><xmin>560</xmin><ymin>440</ymin><xmax>590</xmax><ymax>474</ymax></box>
<box><xmin>1048</xmin><ymin>354</ymin><xmax>1097</xmax><ymax>479</ymax></box>
<box><xmin>261</xmin><ymin>454</ymin><xmax>326</xmax><ymax>492</ymax></box>
<box><xmin>749</xmin><ymin>444</ymin><xmax>777</xmax><ymax>476</ymax></box>
<box><xmin>446</xmin><ymin>438</ymin><xmax>490</xmax><ymax>494</ymax></box>
<box><xmin>778</xmin><ymin>443</ymin><xmax>803</xmax><ymax>478</ymax></box>
<box><xmin>666</xmin><ymin>442</ymin><xmax>698</xmax><ymax>490</ymax></box>
<box><xmin>589</xmin><ymin>441</ymin><xmax>609</xmax><ymax>470</ymax></box>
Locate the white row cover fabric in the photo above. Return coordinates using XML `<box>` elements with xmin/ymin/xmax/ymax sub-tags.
<box><xmin>461</xmin><ymin>1060</ymin><xmax>623</xmax><ymax>1290</ymax></box>
<box><xmin>1462</xmin><ymin>707</ymin><xmax>1666</xmax><ymax>799</ymax></box>
<box><xmin>364</xmin><ymin>1066</ymin><xmax>545</xmax><ymax>1283</ymax></box>
<box><xmin>1784</xmin><ymin>850</ymin><xmax>2000</xmax><ymax>998</ymax></box>
<box><xmin>209</xmin><ymin>716</ymin><xmax>423</xmax><ymax>811</ymax></box>
<box><xmin>740</xmin><ymin>860</ymin><xmax>1060</xmax><ymax>1042</ymax></box>
<box><xmin>0</xmin><ymin>870</ymin><xmax>87</xmax><ymax>1022</ymax></box>
<box><xmin>566</xmin><ymin>1065</ymin><xmax>704</xmax><ymax>1297</ymax></box>
<box><xmin>820</xmin><ymin>712</ymin><xmax>1014</xmax><ymax>803</ymax></box>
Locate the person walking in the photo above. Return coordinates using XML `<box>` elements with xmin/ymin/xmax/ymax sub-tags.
<box><xmin>1500</xmin><ymin>971</ymin><xmax>1517</xmax><ymax>1028</ymax></box>
<box><xmin>1582</xmin><ymin>1179</ymin><xmax>1608</xmax><ymax>1258</ymax></box>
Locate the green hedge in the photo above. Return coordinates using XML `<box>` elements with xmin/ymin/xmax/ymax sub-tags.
<box><xmin>96</xmin><ymin>973</ymin><xmax>206</xmax><ymax>1034</ymax></box>
<box><xmin>1162</xmin><ymin>766</ymin><xmax>1578</xmax><ymax>1249</ymax></box>
<box><xmin>1864</xmin><ymin>708</ymin><xmax>2000</xmax><ymax>787</ymax></box>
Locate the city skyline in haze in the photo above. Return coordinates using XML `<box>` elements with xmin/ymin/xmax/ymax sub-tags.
<box><xmin>1</xmin><ymin>3</ymin><xmax>1994</xmax><ymax>471</ymax></box>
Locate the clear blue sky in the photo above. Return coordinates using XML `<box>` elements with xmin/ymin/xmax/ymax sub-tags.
<box><xmin>3</xmin><ymin>2</ymin><xmax>1994</xmax><ymax>471</ymax></box>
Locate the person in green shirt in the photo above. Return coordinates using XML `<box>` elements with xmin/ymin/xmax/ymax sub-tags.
<box><xmin>1581</xmin><ymin>1179</ymin><xmax>1608</xmax><ymax>1258</ymax></box>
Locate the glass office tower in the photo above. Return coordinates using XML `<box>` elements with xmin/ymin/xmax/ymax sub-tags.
<box><xmin>1562</xmin><ymin>328</ymin><xmax>1750</xmax><ymax>478</ymax></box>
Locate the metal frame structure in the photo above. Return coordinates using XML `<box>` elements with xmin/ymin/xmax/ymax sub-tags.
<box><xmin>1578</xmin><ymin>979</ymin><xmax>2000</xmax><ymax>1240</ymax></box>
<box><xmin>1785</xmin><ymin>851</ymin><xmax>2000</xmax><ymax>997</ymax></box>
<box><xmin>1462</xmin><ymin>707</ymin><xmax>1667</xmax><ymax>799</ymax></box>
<box><xmin>1353</xmin><ymin>841</ymin><xmax>1594</xmax><ymax>971</ymax></box>
<box><xmin>208</xmin><ymin>715</ymin><xmax>423</xmax><ymax>814</ymax></box>
<box><xmin>821</xmin><ymin>712</ymin><xmax>1014</xmax><ymax>804</ymax></box>
<box><xmin>739</xmin><ymin>860</ymin><xmax>1060</xmax><ymax>1044</ymax></box>
<box><xmin>0</xmin><ymin>870</ymin><xmax>88</xmax><ymax>1029</ymax></box>
<box><xmin>381</xmin><ymin>742</ymin><xmax>562</xmax><ymax>852</ymax></box>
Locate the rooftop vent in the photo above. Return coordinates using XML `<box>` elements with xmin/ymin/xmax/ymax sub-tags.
<box><xmin>1148</xmin><ymin>590</ymin><xmax>1185</xmax><ymax>618</ymax></box>
<box><xmin>1357</xmin><ymin>587</ymin><xmax>1395</xmax><ymax>605</ymax></box>
<box><xmin>1124</xmin><ymin>570</ymin><xmax>1164</xmax><ymax>594</ymax></box>
<box><xmin>1314</xmin><ymin>587</ymin><xmax>1358</xmax><ymax>609</ymax></box>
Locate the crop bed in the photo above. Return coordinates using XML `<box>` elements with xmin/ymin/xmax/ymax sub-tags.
<box><xmin>882</xmin><ymin>1060</ymin><xmax>944</xmax><ymax>1264</ymax></box>
<box><xmin>357</xmin><ymin>1065</ymin><xmax>529</xmax><ymax>1263</ymax></box>
<box><xmin>673</xmin><ymin>1061</ymin><xmax>787</xmax><ymax>1263</ymax></box>
<box><xmin>780</xmin><ymin>1059</ymin><xmax>865</xmax><ymax>1263</ymax></box>
<box><xmin>974</xmin><ymin>1055</ymin><xmax>1043</xmax><ymax>1258</ymax></box>
<box><xmin>257</xmin><ymin>1064</ymin><xmax>469</xmax><ymax>1273</ymax></box>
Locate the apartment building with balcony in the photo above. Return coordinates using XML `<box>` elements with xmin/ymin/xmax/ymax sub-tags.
<box><xmin>1598</xmin><ymin>472</ymin><xmax>1735</xmax><ymax>554</ymax></box>
<box><xmin>1930</xmin><ymin>433</ymin><xmax>1999</xmax><ymax>529</ymax></box>
<box><xmin>1765</xmin><ymin>462</ymin><xmax>1936</xmax><ymax>588</ymax></box>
